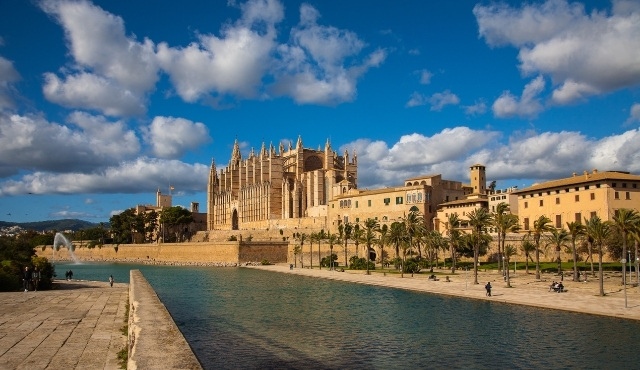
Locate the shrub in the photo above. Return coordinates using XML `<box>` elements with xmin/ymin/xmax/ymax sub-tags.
<box><xmin>227</xmin><ymin>235</ymin><xmax>237</xmax><ymax>241</ymax></box>
<box><xmin>261</xmin><ymin>260</ymin><xmax>271</xmax><ymax>265</ymax></box>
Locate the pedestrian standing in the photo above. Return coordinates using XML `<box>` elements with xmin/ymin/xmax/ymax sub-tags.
<box><xmin>32</xmin><ymin>267</ymin><xmax>40</xmax><ymax>291</ymax></box>
<box><xmin>22</xmin><ymin>266</ymin><xmax>32</xmax><ymax>292</ymax></box>
<box><xmin>109</xmin><ymin>275</ymin><xmax>114</xmax><ymax>287</ymax></box>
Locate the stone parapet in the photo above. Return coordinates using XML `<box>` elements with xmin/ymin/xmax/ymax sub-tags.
<box><xmin>128</xmin><ymin>269</ymin><xmax>202</xmax><ymax>370</ymax></box>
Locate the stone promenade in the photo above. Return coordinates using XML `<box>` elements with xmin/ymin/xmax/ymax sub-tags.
<box><xmin>0</xmin><ymin>279</ymin><xmax>128</xmax><ymax>369</ymax></box>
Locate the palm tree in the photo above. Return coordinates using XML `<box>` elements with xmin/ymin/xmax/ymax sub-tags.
<box><xmin>632</xmin><ymin>229</ymin><xmax>640</xmax><ymax>286</ymax></box>
<box><xmin>520</xmin><ymin>233</ymin><xmax>535</xmax><ymax>274</ymax></box>
<box><xmin>566</xmin><ymin>221</ymin><xmax>586</xmax><ymax>281</ymax></box>
<box><xmin>317</xmin><ymin>230</ymin><xmax>327</xmax><ymax>270</ymax></box>
<box><xmin>363</xmin><ymin>218</ymin><xmax>380</xmax><ymax>275</ymax></box>
<box><xmin>585</xmin><ymin>216</ymin><xmax>610</xmax><ymax>296</ymax></box>
<box><xmin>378</xmin><ymin>224</ymin><xmax>389</xmax><ymax>268</ymax></box>
<box><xmin>493</xmin><ymin>203</ymin><xmax>519</xmax><ymax>274</ymax></box>
<box><xmin>546</xmin><ymin>228</ymin><xmax>570</xmax><ymax>277</ymax></box>
<box><xmin>533</xmin><ymin>215</ymin><xmax>553</xmax><ymax>280</ymax></box>
<box><xmin>352</xmin><ymin>225</ymin><xmax>363</xmax><ymax>260</ymax></box>
<box><xmin>388</xmin><ymin>222</ymin><xmax>406</xmax><ymax>262</ymax></box>
<box><xmin>403</xmin><ymin>210</ymin><xmax>426</xmax><ymax>258</ymax></box>
<box><xmin>327</xmin><ymin>232</ymin><xmax>339</xmax><ymax>270</ymax></box>
<box><xmin>609</xmin><ymin>208</ymin><xmax>640</xmax><ymax>285</ymax></box>
<box><xmin>446</xmin><ymin>213</ymin><xmax>462</xmax><ymax>273</ymax></box>
<box><xmin>339</xmin><ymin>222</ymin><xmax>353</xmax><ymax>268</ymax></box>
<box><xmin>467</xmin><ymin>208</ymin><xmax>492</xmax><ymax>284</ymax></box>
<box><xmin>294</xmin><ymin>232</ymin><xmax>306</xmax><ymax>268</ymax></box>
<box><xmin>504</xmin><ymin>244</ymin><xmax>517</xmax><ymax>288</ymax></box>
<box><xmin>309</xmin><ymin>232</ymin><xmax>317</xmax><ymax>269</ymax></box>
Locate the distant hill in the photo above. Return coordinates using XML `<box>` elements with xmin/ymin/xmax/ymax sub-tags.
<box><xmin>0</xmin><ymin>219</ymin><xmax>99</xmax><ymax>232</ymax></box>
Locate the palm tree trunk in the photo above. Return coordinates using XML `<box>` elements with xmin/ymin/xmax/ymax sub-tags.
<box><xmin>310</xmin><ymin>242</ymin><xmax>313</xmax><ymax>269</ymax></box>
<box><xmin>451</xmin><ymin>244</ymin><xmax>456</xmax><ymax>273</ymax></box>
<box><xmin>506</xmin><ymin>257</ymin><xmax>511</xmax><ymax>288</ymax></box>
<box><xmin>473</xmin><ymin>245</ymin><xmax>479</xmax><ymax>285</ymax></box>
<box><xmin>344</xmin><ymin>240</ymin><xmax>348</xmax><ymax>268</ymax></box>
<box><xmin>525</xmin><ymin>253</ymin><xmax>529</xmax><ymax>274</ymax></box>
<box><xmin>318</xmin><ymin>242</ymin><xmax>321</xmax><ymax>270</ymax></box>
<box><xmin>572</xmin><ymin>242</ymin><xmax>578</xmax><ymax>281</ymax></box>
<box><xmin>535</xmin><ymin>245</ymin><xmax>541</xmax><ymax>280</ymax></box>
<box><xmin>598</xmin><ymin>248</ymin><xmax>604</xmax><ymax>296</ymax></box>
<box><xmin>589</xmin><ymin>243</ymin><xmax>595</xmax><ymax>276</ymax></box>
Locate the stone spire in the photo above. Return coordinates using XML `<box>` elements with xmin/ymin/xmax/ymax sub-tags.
<box><xmin>230</xmin><ymin>138</ymin><xmax>241</xmax><ymax>166</ymax></box>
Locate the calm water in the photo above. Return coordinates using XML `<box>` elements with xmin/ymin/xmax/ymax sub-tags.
<box><xmin>56</xmin><ymin>262</ymin><xmax>640</xmax><ymax>369</ymax></box>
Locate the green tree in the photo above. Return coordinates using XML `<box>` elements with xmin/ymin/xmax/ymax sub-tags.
<box><xmin>338</xmin><ymin>222</ymin><xmax>353</xmax><ymax>268</ymax></box>
<box><xmin>467</xmin><ymin>208</ymin><xmax>493</xmax><ymax>284</ymax></box>
<box><xmin>520</xmin><ymin>233</ymin><xmax>536</xmax><ymax>274</ymax></box>
<box><xmin>388</xmin><ymin>222</ymin><xmax>406</xmax><ymax>262</ymax></box>
<box><xmin>609</xmin><ymin>208</ymin><xmax>640</xmax><ymax>285</ymax></box>
<box><xmin>566</xmin><ymin>221</ymin><xmax>586</xmax><ymax>281</ymax></box>
<box><xmin>362</xmin><ymin>218</ymin><xmax>380</xmax><ymax>275</ymax></box>
<box><xmin>446</xmin><ymin>213</ymin><xmax>462</xmax><ymax>273</ymax></box>
<box><xmin>546</xmin><ymin>228</ymin><xmax>570</xmax><ymax>276</ymax></box>
<box><xmin>327</xmin><ymin>232</ymin><xmax>339</xmax><ymax>270</ymax></box>
<box><xmin>159</xmin><ymin>206</ymin><xmax>194</xmax><ymax>242</ymax></box>
<box><xmin>492</xmin><ymin>202</ymin><xmax>519</xmax><ymax>274</ymax></box>
<box><xmin>403</xmin><ymin>210</ymin><xmax>425</xmax><ymax>258</ymax></box>
<box><xmin>585</xmin><ymin>216</ymin><xmax>611</xmax><ymax>296</ymax></box>
<box><xmin>378</xmin><ymin>224</ymin><xmax>388</xmax><ymax>268</ymax></box>
<box><xmin>352</xmin><ymin>225</ymin><xmax>363</xmax><ymax>260</ymax></box>
<box><xmin>532</xmin><ymin>215</ymin><xmax>554</xmax><ymax>280</ymax></box>
<box><xmin>504</xmin><ymin>244</ymin><xmax>517</xmax><ymax>288</ymax></box>
<box><xmin>109</xmin><ymin>208</ymin><xmax>139</xmax><ymax>244</ymax></box>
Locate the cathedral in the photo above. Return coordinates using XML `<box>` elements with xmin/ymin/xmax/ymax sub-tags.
<box><xmin>207</xmin><ymin>137</ymin><xmax>358</xmax><ymax>231</ymax></box>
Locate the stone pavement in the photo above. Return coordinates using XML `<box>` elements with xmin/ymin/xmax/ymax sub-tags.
<box><xmin>250</xmin><ymin>264</ymin><xmax>640</xmax><ymax>321</ymax></box>
<box><xmin>0</xmin><ymin>279</ymin><xmax>128</xmax><ymax>370</ymax></box>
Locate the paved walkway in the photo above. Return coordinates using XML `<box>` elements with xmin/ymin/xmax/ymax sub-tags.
<box><xmin>0</xmin><ymin>279</ymin><xmax>128</xmax><ymax>370</ymax></box>
<box><xmin>250</xmin><ymin>265</ymin><xmax>640</xmax><ymax>321</ymax></box>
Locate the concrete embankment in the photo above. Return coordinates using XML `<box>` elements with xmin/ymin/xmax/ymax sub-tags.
<box><xmin>128</xmin><ymin>270</ymin><xmax>202</xmax><ymax>370</ymax></box>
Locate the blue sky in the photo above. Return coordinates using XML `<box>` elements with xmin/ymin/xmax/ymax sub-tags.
<box><xmin>1</xmin><ymin>0</ymin><xmax>639</xmax><ymax>223</ymax></box>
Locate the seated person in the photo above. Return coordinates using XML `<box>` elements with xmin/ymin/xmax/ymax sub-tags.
<box><xmin>549</xmin><ymin>282</ymin><xmax>557</xmax><ymax>292</ymax></box>
<box><xmin>429</xmin><ymin>274</ymin><xmax>436</xmax><ymax>280</ymax></box>
<box><xmin>557</xmin><ymin>282</ymin><xmax>564</xmax><ymax>292</ymax></box>
<box><xmin>445</xmin><ymin>276</ymin><xmax>450</xmax><ymax>282</ymax></box>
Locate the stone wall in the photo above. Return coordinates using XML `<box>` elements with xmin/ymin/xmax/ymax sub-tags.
<box><xmin>128</xmin><ymin>269</ymin><xmax>202</xmax><ymax>370</ymax></box>
<box><xmin>45</xmin><ymin>241</ymin><xmax>289</xmax><ymax>264</ymax></box>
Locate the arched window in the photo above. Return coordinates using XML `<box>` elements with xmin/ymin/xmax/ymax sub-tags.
<box><xmin>304</xmin><ymin>155</ymin><xmax>323</xmax><ymax>171</ymax></box>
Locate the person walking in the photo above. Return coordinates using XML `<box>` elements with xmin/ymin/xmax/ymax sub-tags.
<box><xmin>32</xmin><ymin>267</ymin><xmax>40</xmax><ymax>291</ymax></box>
<box><xmin>22</xmin><ymin>266</ymin><xmax>32</xmax><ymax>292</ymax></box>
<box><xmin>109</xmin><ymin>275</ymin><xmax>114</xmax><ymax>287</ymax></box>
<box><xmin>485</xmin><ymin>282</ymin><xmax>492</xmax><ymax>297</ymax></box>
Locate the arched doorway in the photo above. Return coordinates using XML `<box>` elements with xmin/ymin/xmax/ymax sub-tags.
<box><xmin>232</xmin><ymin>209</ymin><xmax>239</xmax><ymax>230</ymax></box>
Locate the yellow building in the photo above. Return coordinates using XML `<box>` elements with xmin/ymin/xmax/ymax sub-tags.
<box><xmin>514</xmin><ymin>169</ymin><xmax>640</xmax><ymax>231</ymax></box>
<box><xmin>329</xmin><ymin>165</ymin><xmax>485</xmax><ymax>233</ymax></box>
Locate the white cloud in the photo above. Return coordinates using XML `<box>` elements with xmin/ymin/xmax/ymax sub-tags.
<box><xmin>0</xmin><ymin>111</ymin><xmax>139</xmax><ymax>177</ymax></box>
<box><xmin>338</xmin><ymin>126</ymin><xmax>640</xmax><ymax>190</ymax></box>
<box><xmin>144</xmin><ymin>116</ymin><xmax>211</xmax><ymax>158</ymax></box>
<box><xmin>625</xmin><ymin>103</ymin><xmax>640</xmax><ymax>124</ymax></box>
<box><xmin>492</xmin><ymin>76</ymin><xmax>545</xmax><ymax>118</ymax></box>
<box><xmin>43</xmin><ymin>72</ymin><xmax>146</xmax><ymax>116</ymax></box>
<box><xmin>0</xmin><ymin>157</ymin><xmax>209</xmax><ymax>196</ymax></box>
<box><xmin>40</xmin><ymin>0</ymin><xmax>159</xmax><ymax>94</ymax></box>
<box><xmin>0</xmin><ymin>56</ymin><xmax>20</xmax><ymax>111</ymax></box>
<box><xmin>429</xmin><ymin>90</ymin><xmax>460</xmax><ymax>111</ymax></box>
<box><xmin>271</xmin><ymin>3</ymin><xmax>386</xmax><ymax>105</ymax></box>
<box><xmin>475</xmin><ymin>0</ymin><xmax>640</xmax><ymax>104</ymax></box>
<box><xmin>157</xmin><ymin>0</ymin><xmax>282</xmax><ymax>102</ymax></box>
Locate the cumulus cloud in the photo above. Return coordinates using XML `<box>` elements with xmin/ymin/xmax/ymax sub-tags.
<box><xmin>405</xmin><ymin>92</ymin><xmax>428</xmax><ymax>108</ymax></box>
<box><xmin>157</xmin><ymin>0</ymin><xmax>283</xmax><ymax>102</ymax></box>
<box><xmin>492</xmin><ymin>76</ymin><xmax>545</xmax><ymax>118</ymax></box>
<box><xmin>0</xmin><ymin>157</ymin><xmax>209</xmax><ymax>196</ymax></box>
<box><xmin>40</xmin><ymin>0</ymin><xmax>158</xmax><ymax>117</ymax></box>
<box><xmin>43</xmin><ymin>72</ymin><xmax>146</xmax><ymax>116</ymax></box>
<box><xmin>144</xmin><ymin>116</ymin><xmax>211</xmax><ymax>158</ymax></box>
<box><xmin>0</xmin><ymin>112</ymin><xmax>139</xmax><ymax>178</ymax></box>
<box><xmin>474</xmin><ymin>0</ymin><xmax>640</xmax><ymax>104</ymax></box>
<box><xmin>339</xmin><ymin>127</ymin><xmax>640</xmax><ymax>190</ymax></box>
<box><xmin>0</xmin><ymin>56</ymin><xmax>21</xmax><ymax>111</ymax></box>
<box><xmin>271</xmin><ymin>3</ymin><xmax>387</xmax><ymax>104</ymax></box>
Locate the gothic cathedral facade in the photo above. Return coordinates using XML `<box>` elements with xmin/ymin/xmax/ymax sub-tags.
<box><xmin>207</xmin><ymin>137</ymin><xmax>357</xmax><ymax>231</ymax></box>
